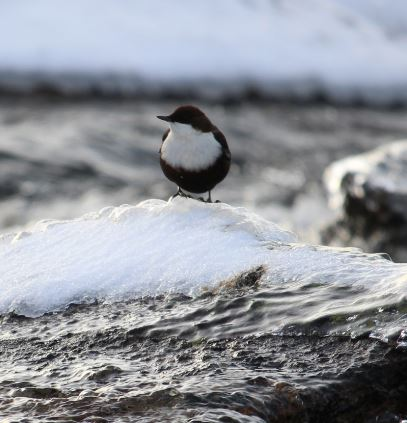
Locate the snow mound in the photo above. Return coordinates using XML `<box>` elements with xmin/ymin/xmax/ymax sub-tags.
<box><xmin>1</xmin><ymin>0</ymin><xmax>407</xmax><ymax>103</ymax></box>
<box><xmin>1</xmin><ymin>198</ymin><xmax>407</xmax><ymax>318</ymax></box>
<box><xmin>0</xmin><ymin>199</ymin><xmax>293</xmax><ymax>316</ymax></box>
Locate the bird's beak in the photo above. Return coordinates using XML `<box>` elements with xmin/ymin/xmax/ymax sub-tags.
<box><xmin>157</xmin><ymin>115</ymin><xmax>172</xmax><ymax>122</ymax></box>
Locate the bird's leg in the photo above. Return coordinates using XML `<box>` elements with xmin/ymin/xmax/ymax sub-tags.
<box><xmin>172</xmin><ymin>187</ymin><xmax>182</xmax><ymax>198</ymax></box>
<box><xmin>170</xmin><ymin>186</ymin><xmax>189</xmax><ymax>200</ymax></box>
<box><xmin>207</xmin><ymin>191</ymin><xmax>221</xmax><ymax>203</ymax></box>
<box><xmin>197</xmin><ymin>191</ymin><xmax>211</xmax><ymax>202</ymax></box>
<box><xmin>180</xmin><ymin>189</ymin><xmax>194</xmax><ymax>198</ymax></box>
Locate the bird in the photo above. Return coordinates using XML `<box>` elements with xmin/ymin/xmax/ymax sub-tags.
<box><xmin>157</xmin><ymin>105</ymin><xmax>231</xmax><ymax>203</ymax></box>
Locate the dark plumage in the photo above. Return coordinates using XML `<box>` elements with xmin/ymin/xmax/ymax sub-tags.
<box><xmin>157</xmin><ymin>105</ymin><xmax>231</xmax><ymax>202</ymax></box>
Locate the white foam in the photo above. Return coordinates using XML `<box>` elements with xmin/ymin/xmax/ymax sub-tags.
<box><xmin>0</xmin><ymin>198</ymin><xmax>406</xmax><ymax>318</ymax></box>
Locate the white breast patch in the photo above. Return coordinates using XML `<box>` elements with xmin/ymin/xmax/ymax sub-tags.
<box><xmin>161</xmin><ymin>123</ymin><xmax>222</xmax><ymax>171</ymax></box>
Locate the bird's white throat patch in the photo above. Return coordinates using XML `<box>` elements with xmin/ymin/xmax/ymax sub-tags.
<box><xmin>161</xmin><ymin>123</ymin><xmax>222</xmax><ymax>171</ymax></box>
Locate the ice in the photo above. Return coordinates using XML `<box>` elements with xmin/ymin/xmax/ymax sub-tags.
<box><xmin>324</xmin><ymin>140</ymin><xmax>407</xmax><ymax>210</ymax></box>
<box><xmin>0</xmin><ymin>0</ymin><xmax>407</xmax><ymax>103</ymax></box>
<box><xmin>0</xmin><ymin>199</ymin><xmax>293</xmax><ymax>316</ymax></box>
<box><xmin>0</xmin><ymin>198</ymin><xmax>406</xmax><ymax>317</ymax></box>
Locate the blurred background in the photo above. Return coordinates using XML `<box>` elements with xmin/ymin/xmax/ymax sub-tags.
<box><xmin>1</xmin><ymin>0</ymin><xmax>407</xmax><ymax>259</ymax></box>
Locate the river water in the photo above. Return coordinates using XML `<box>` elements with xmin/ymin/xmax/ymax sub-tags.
<box><xmin>2</xmin><ymin>99</ymin><xmax>407</xmax><ymax>237</ymax></box>
<box><xmin>0</xmin><ymin>99</ymin><xmax>406</xmax><ymax>422</ymax></box>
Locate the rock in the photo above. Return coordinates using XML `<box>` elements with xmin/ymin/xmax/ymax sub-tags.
<box><xmin>2</xmin><ymin>318</ymin><xmax>407</xmax><ymax>422</ymax></box>
<box><xmin>322</xmin><ymin>141</ymin><xmax>407</xmax><ymax>261</ymax></box>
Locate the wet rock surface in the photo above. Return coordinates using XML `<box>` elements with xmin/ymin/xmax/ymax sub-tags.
<box><xmin>0</xmin><ymin>296</ymin><xmax>406</xmax><ymax>422</ymax></box>
<box><xmin>323</xmin><ymin>142</ymin><xmax>407</xmax><ymax>261</ymax></box>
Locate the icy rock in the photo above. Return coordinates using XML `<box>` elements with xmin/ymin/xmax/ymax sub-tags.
<box><xmin>323</xmin><ymin>141</ymin><xmax>407</xmax><ymax>260</ymax></box>
<box><xmin>0</xmin><ymin>199</ymin><xmax>294</xmax><ymax>316</ymax></box>
<box><xmin>0</xmin><ymin>198</ymin><xmax>406</xmax><ymax>319</ymax></box>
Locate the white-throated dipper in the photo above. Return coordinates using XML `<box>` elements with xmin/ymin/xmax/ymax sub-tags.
<box><xmin>157</xmin><ymin>105</ymin><xmax>231</xmax><ymax>202</ymax></box>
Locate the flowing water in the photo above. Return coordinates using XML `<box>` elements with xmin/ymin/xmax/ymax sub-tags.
<box><xmin>0</xmin><ymin>99</ymin><xmax>407</xmax><ymax>422</ymax></box>
<box><xmin>1</xmin><ymin>283</ymin><xmax>406</xmax><ymax>422</ymax></box>
<box><xmin>2</xmin><ymin>98</ymin><xmax>407</xmax><ymax>237</ymax></box>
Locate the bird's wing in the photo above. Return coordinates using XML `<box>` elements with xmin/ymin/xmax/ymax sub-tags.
<box><xmin>212</xmin><ymin>127</ymin><xmax>231</xmax><ymax>159</ymax></box>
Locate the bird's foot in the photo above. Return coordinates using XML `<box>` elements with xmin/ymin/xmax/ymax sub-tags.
<box><xmin>169</xmin><ymin>191</ymin><xmax>180</xmax><ymax>201</ymax></box>
<box><xmin>172</xmin><ymin>190</ymin><xmax>220</xmax><ymax>203</ymax></box>
<box><xmin>194</xmin><ymin>196</ymin><xmax>220</xmax><ymax>203</ymax></box>
<box><xmin>205</xmin><ymin>191</ymin><xmax>219</xmax><ymax>203</ymax></box>
<box><xmin>170</xmin><ymin>187</ymin><xmax>191</xmax><ymax>200</ymax></box>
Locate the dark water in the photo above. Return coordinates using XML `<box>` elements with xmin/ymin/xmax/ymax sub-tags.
<box><xmin>1</xmin><ymin>284</ymin><xmax>406</xmax><ymax>422</ymax></box>
<box><xmin>1</xmin><ymin>99</ymin><xmax>407</xmax><ymax>421</ymax></box>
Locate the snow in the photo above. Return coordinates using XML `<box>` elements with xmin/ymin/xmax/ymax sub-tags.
<box><xmin>0</xmin><ymin>198</ymin><xmax>406</xmax><ymax>318</ymax></box>
<box><xmin>335</xmin><ymin>0</ymin><xmax>407</xmax><ymax>39</ymax></box>
<box><xmin>1</xmin><ymin>0</ymin><xmax>407</xmax><ymax>103</ymax></box>
<box><xmin>0</xmin><ymin>199</ymin><xmax>293</xmax><ymax>316</ymax></box>
<box><xmin>324</xmin><ymin>140</ymin><xmax>407</xmax><ymax>210</ymax></box>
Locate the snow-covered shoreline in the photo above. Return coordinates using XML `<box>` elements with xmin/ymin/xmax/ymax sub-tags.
<box><xmin>1</xmin><ymin>0</ymin><xmax>407</xmax><ymax>104</ymax></box>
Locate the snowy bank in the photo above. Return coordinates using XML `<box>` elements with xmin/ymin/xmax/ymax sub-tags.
<box><xmin>1</xmin><ymin>0</ymin><xmax>407</xmax><ymax>103</ymax></box>
<box><xmin>0</xmin><ymin>198</ymin><xmax>406</xmax><ymax>323</ymax></box>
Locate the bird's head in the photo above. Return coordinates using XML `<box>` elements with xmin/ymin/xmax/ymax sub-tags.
<box><xmin>157</xmin><ymin>105</ymin><xmax>212</xmax><ymax>133</ymax></box>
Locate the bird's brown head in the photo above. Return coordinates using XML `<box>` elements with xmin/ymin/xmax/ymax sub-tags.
<box><xmin>157</xmin><ymin>105</ymin><xmax>212</xmax><ymax>132</ymax></box>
